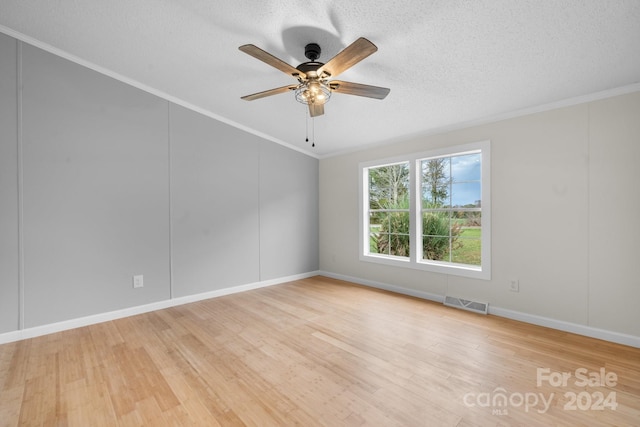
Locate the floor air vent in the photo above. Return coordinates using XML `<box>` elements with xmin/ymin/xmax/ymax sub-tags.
<box><xmin>444</xmin><ymin>296</ymin><xmax>488</xmax><ymax>315</ymax></box>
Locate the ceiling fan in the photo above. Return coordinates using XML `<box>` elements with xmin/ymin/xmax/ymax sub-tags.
<box><xmin>239</xmin><ymin>37</ymin><xmax>390</xmax><ymax>117</ymax></box>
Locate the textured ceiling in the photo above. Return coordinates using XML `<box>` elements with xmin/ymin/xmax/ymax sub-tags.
<box><xmin>1</xmin><ymin>0</ymin><xmax>640</xmax><ymax>157</ymax></box>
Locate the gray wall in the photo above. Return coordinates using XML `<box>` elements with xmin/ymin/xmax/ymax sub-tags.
<box><xmin>170</xmin><ymin>104</ymin><xmax>260</xmax><ymax>296</ymax></box>
<box><xmin>260</xmin><ymin>142</ymin><xmax>319</xmax><ymax>281</ymax></box>
<box><xmin>0</xmin><ymin>33</ymin><xmax>319</xmax><ymax>332</ymax></box>
<box><xmin>21</xmin><ymin>43</ymin><xmax>171</xmax><ymax>327</ymax></box>
<box><xmin>0</xmin><ymin>33</ymin><xmax>19</xmax><ymax>333</ymax></box>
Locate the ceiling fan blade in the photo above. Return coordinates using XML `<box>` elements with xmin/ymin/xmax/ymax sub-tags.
<box><xmin>308</xmin><ymin>102</ymin><xmax>324</xmax><ymax>117</ymax></box>
<box><xmin>241</xmin><ymin>85</ymin><xmax>298</xmax><ymax>101</ymax></box>
<box><xmin>329</xmin><ymin>81</ymin><xmax>390</xmax><ymax>99</ymax></box>
<box><xmin>239</xmin><ymin>44</ymin><xmax>305</xmax><ymax>79</ymax></box>
<box><xmin>317</xmin><ymin>37</ymin><xmax>378</xmax><ymax>78</ymax></box>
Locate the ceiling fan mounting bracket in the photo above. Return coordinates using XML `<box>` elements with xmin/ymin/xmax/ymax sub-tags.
<box><xmin>304</xmin><ymin>43</ymin><xmax>321</xmax><ymax>61</ymax></box>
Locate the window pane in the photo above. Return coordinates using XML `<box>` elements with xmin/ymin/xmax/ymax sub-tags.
<box><xmin>423</xmin><ymin>236</ymin><xmax>450</xmax><ymax>261</ymax></box>
<box><xmin>451</xmin><ymin>182</ymin><xmax>481</xmax><ymax>207</ymax></box>
<box><xmin>369</xmin><ymin>233</ymin><xmax>380</xmax><ymax>253</ymax></box>
<box><xmin>389</xmin><ymin>211</ymin><xmax>409</xmax><ymax>234</ymax></box>
<box><xmin>368</xmin><ymin>163</ymin><xmax>410</xmax><ymax>209</ymax></box>
<box><xmin>451</xmin><ymin>233</ymin><xmax>481</xmax><ymax>265</ymax></box>
<box><xmin>389</xmin><ymin>233</ymin><xmax>410</xmax><ymax>257</ymax></box>
<box><xmin>369</xmin><ymin>212</ymin><xmax>384</xmax><ymax>254</ymax></box>
<box><xmin>374</xmin><ymin>232</ymin><xmax>410</xmax><ymax>257</ymax></box>
<box><xmin>421</xmin><ymin>158</ymin><xmax>450</xmax><ymax>207</ymax></box>
<box><xmin>451</xmin><ymin>212</ymin><xmax>481</xmax><ymax>265</ymax></box>
<box><xmin>370</xmin><ymin>211</ymin><xmax>388</xmax><ymax>230</ymax></box>
<box><xmin>453</xmin><ymin>211</ymin><xmax>482</xmax><ymax>227</ymax></box>
<box><xmin>422</xmin><ymin>211</ymin><xmax>450</xmax><ymax>237</ymax></box>
<box><xmin>422</xmin><ymin>211</ymin><xmax>451</xmax><ymax>261</ymax></box>
<box><xmin>369</xmin><ymin>188</ymin><xmax>389</xmax><ymax>209</ymax></box>
<box><xmin>376</xmin><ymin>233</ymin><xmax>390</xmax><ymax>255</ymax></box>
<box><xmin>451</xmin><ymin>153</ymin><xmax>481</xmax><ymax>182</ymax></box>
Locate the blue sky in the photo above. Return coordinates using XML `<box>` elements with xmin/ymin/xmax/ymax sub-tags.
<box><xmin>421</xmin><ymin>153</ymin><xmax>481</xmax><ymax>207</ymax></box>
<box><xmin>451</xmin><ymin>153</ymin><xmax>481</xmax><ymax>206</ymax></box>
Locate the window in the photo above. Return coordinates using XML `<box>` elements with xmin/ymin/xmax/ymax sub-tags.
<box><xmin>360</xmin><ymin>141</ymin><xmax>490</xmax><ymax>280</ymax></box>
<box><xmin>367</xmin><ymin>162</ymin><xmax>410</xmax><ymax>258</ymax></box>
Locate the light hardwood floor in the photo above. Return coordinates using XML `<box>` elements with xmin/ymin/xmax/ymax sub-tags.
<box><xmin>1</xmin><ymin>276</ymin><xmax>639</xmax><ymax>426</ymax></box>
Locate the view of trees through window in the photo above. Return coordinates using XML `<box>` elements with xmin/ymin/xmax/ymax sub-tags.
<box><xmin>367</xmin><ymin>152</ymin><xmax>482</xmax><ymax>266</ymax></box>
<box><xmin>368</xmin><ymin>162</ymin><xmax>410</xmax><ymax>257</ymax></box>
<box><xmin>421</xmin><ymin>153</ymin><xmax>481</xmax><ymax>266</ymax></box>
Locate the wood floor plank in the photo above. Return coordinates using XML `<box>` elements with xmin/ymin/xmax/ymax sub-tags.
<box><xmin>1</xmin><ymin>276</ymin><xmax>639</xmax><ymax>426</ymax></box>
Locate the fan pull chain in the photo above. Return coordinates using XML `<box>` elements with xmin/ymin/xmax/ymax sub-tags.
<box><xmin>303</xmin><ymin>109</ymin><xmax>316</xmax><ymax>148</ymax></box>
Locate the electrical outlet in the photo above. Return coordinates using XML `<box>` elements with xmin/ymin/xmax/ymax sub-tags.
<box><xmin>133</xmin><ymin>275</ymin><xmax>144</xmax><ymax>289</ymax></box>
<box><xmin>509</xmin><ymin>279</ymin><xmax>519</xmax><ymax>292</ymax></box>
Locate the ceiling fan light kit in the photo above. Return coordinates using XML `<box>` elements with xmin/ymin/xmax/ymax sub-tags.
<box><xmin>294</xmin><ymin>80</ymin><xmax>331</xmax><ymax>106</ymax></box>
<box><xmin>239</xmin><ymin>37</ymin><xmax>390</xmax><ymax>118</ymax></box>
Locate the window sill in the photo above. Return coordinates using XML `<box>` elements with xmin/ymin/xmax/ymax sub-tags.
<box><xmin>360</xmin><ymin>253</ymin><xmax>490</xmax><ymax>280</ymax></box>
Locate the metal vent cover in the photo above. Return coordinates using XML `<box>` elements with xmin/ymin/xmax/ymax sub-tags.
<box><xmin>444</xmin><ymin>295</ymin><xmax>488</xmax><ymax>315</ymax></box>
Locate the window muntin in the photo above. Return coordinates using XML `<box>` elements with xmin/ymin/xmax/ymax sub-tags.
<box><xmin>359</xmin><ymin>141</ymin><xmax>490</xmax><ymax>280</ymax></box>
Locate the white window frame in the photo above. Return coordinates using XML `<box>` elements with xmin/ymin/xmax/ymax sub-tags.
<box><xmin>359</xmin><ymin>141</ymin><xmax>491</xmax><ymax>280</ymax></box>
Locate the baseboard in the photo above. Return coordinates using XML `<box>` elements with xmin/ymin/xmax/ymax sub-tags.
<box><xmin>488</xmin><ymin>306</ymin><xmax>640</xmax><ymax>349</ymax></box>
<box><xmin>320</xmin><ymin>270</ymin><xmax>445</xmax><ymax>304</ymax></box>
<box><xmin>0</xmin><ymin>271</ymin><xmax>320</xmax><ymax>345</ymax></box>
<box><xmin>318</xmin><ymin>271</ymin><xmax>640</xmax><ymax>349</ymax></box>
